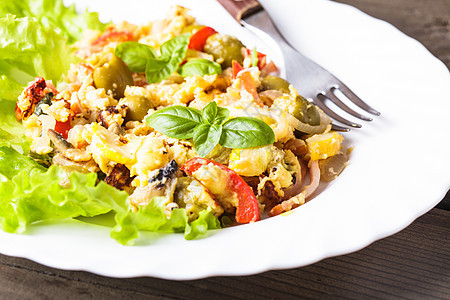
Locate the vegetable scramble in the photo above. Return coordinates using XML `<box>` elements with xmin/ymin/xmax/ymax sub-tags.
<box><xmin>11</xmin><ymin>5</ymin><xmax>347</xmax><ymax>240</ymax></box>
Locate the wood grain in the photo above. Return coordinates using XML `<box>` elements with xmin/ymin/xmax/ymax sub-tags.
<box><xmin>0</xmin><ymin>0</ymin><xmax>449</xmax><ymax>299</ymax></box>
<box><xmin>217</xmin><ymin>0</ymin><xmax>261</xmax><ymax>22</ymax></box>
<box><xmin>0</xmin><ymin>208</ymin><xmax>447</xmax><ymax>299</ymax></box>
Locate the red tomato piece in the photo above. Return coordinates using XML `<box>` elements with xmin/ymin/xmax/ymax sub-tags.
<box><xmin>181</xmin><ymin>157</ymin><xmax>260</xmax><ymax>223</ymax></box>
<box><xmin>54</xmin><ymin>119</ymin><xmax>71</xmax><ymax>140</ymax></box>
<box><xmin>188</xmin><ymin>26</ymin><xmax>217</xmax><ymax>51</ymax></box>
<box><xmin>231</xmin><ymin>60</ymin><xmax>244</xmax><ymax>80</ymax></box>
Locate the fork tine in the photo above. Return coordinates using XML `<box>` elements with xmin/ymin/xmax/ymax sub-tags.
<box><xmin>313</xmin><ymin>95</ymin><xmax>362</xmax><ymax>128</ymax></box>
<box><xmin>236</xmin><ymin>4</ymin><xmax>380</xmax><ymax>127</ymax></box>
<box><xmin>337</xmin><ymin>83</ymin><xmax>381</xmax><ymax>116</ymax></box>
<box><xmin>325</xmin><ymin>90</ymin><xmax>373</xmax><ymax>121</ymax></box>
<box><xmin>331</xmin><ymin>123</ymin><xmax>351</xmax><ymax>132</ymax></box>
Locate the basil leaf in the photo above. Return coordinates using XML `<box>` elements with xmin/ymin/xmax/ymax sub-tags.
<box><xmin>193</xmin><ymin>123</ymin><xmax>222</xmax><ymax>157</ymax></box>
<box><xmin>115</xmin><ymin>41</ymin><xmax>156</xmax><ymax>73</ymax></box>
<box><xmin>201</xmin><ymin>102</ymin><xmax>229</xmax><ymax>125</ymax></box>
<box><xmin>145</xmin><ymin>56</ymin><xmax>171</xmax><ymax>84</ymax></box>
<box><xmin>145</xmin><ymin>35</ymin><xmax>190</xmax><ymax>84</ymax></box>
<box><xmin>219</xmin><ymin>117</ymin><xmax>275</xmax><ymax>148</ymax></box>
<box><xmin>145</xmin><ymin>106</ymin><xmax>202</xmax><ymax>139</ymax></box>
<box><xmin>201</xmin><ymin>101</ymin><xmax>217</xmax><ymax>124</ymax></box>
<box><xmin>160</xmin><ymin>33</ymin><xmax>190</xmax><ymax>57</ymax></box>
<box><xmin>179</xmin><ymin>59</ymin><xmax>222</xmax><ymax>77</ymax></box>
<box><xmin>214</xmin><ymin>106</ymin><xmax>230</xmax><ymax>125</ymax></box>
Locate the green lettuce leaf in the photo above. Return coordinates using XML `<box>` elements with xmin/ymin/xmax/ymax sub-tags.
<box><xmin>0</xmin><ymin>0</ymin><xmax>107</xmax><ymax>101</ymax></box>
<box><xmin>0</xmin><ymin>100</ymin><xmax>28</xmax><ymax>151</ymax></box>
<box><xmin>0</xmin><ymin>14</ymin><xmax>77</xmax><ymax>100</ymax></box>
<box><xmin>0</xmin><ymin>1</ymin><xmax>220</xmax><ymax>244</ymax></box>
<box><xmin>113</xmin><ymin>197</ymin><xmax>221</xmax><ymax>245</ymax></box>
<box><xmin>0</xmin><ymin>0</ymin><xmax>107</xmax><ymax>44</ymax></box>
<box><xmin>0</xmin><ymin>147</ymin><xmax>220</xmax><ymax>244</ymax></box>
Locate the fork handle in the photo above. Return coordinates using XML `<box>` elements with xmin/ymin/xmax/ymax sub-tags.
<box><xmin>217</xmin><ymin>0</ymin><xmax>261</xmax><ymax>22</ymax></box>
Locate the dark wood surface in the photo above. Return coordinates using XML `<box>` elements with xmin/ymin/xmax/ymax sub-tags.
<box><xmin>1</xmin><ymin>0</ymin><xmax>449</xmax><ymax>299</ymax></box>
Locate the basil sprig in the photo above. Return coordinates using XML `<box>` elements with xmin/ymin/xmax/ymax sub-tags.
<box><xmin>114</xmin><ymin>41</ymin><xmax>156</xmax><ymax>72</ymax></box>
<box><xmin>143</xmin><ymin>106</ymin><xmax>201</xmax><ymax>139</ymax></box>
<box><xmin>115</xmin><ymin>36</ymin><xmax>221</xmax><ymax>84</ymax></box>
<box><xmin>179</xmin><ymin>58</ymin><xmax>222</xmax><ymax>77</ymax></box>
<box><xmin>146</xmin><ymin>102</ymin><xmax>275</xmax><ymax>157</ymax></box>
<box><xmin>115</xmin><ymin>35</ymin><xmax>190</xmax><ymax>84</ymax></box>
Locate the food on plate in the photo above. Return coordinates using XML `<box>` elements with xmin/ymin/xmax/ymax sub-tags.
<box><xmin>0</xmin><ymin>2</ymin><xmax>348</xmax><ymax>244</ymax></box>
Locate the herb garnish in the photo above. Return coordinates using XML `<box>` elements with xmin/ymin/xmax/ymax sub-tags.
<box><xmin>115</xmin><ymin>36</ymin><xmax>221</xmax><ymax>84</ymax></box>
<box><xmin>146</xmin><ymin>102</ymin><xmax>275</xmax><ymax>157</ymax></box>
<box><xmin>179</xmin><ymin>58</ymin><xmax>222</xmax><ymax>77</ymax></box>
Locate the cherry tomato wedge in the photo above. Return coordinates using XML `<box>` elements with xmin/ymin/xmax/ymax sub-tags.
<box><xmin>181</xmin><ymin>157</ymin><xmax>260</xmax><ymax>223</ymax></box>
<box><xmin>188</xmin><ymin>26</ymin><xmax>217</xmax><ymax>51</ymax></box>
<box><xmin>54</xmin><ymin>118</ymin><xmax>71</xmax><ymax>140</ymax></box>
<box><xmin>231</xmin><ymin>59</ymin><xmax>244</xmax><ymax>80</ymax></box>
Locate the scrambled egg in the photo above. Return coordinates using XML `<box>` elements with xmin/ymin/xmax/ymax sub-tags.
<box><xmin>17</xmin><ymin>5</ymin><xmax>347</xmax><ymax>221</ymax></box>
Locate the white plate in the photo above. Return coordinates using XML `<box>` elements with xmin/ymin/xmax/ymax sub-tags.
<box><xmin>1</xmin><ymin>0</ymin><xmax>449</xmax><ymax>280</ymax></box>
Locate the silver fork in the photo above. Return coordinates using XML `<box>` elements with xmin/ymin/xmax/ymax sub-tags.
<box><xmin>218</xmin><ymin>0</ymin><xmax>380</xmax><ymax>131</ymax></box>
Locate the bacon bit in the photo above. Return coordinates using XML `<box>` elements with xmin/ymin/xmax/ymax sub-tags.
<box><xmin>260</xmin><ymin>180</ymin><xmax>282</xmax><ymax>210</ymax></box>
<box><xmin>268</xmin><ymin>193</ymin><xmax>305</xmax><ymax>217</ymax></box>
<box><xmin>104</xmin><ymin>163</ymin><xmax>135</xmax><ymax>191</ymax></box>
<box><xmin>260</xmin><ymin>61</ymin><xmax>279</xmax><ymax>77</ymax></box>
<box><xmin>92</xmin><ymin>26</ymin><xmax>133</xmax><ymax>47</ymax></box>
<box><xmin>242</xmin><ymin>176</ymin><xmax>260</xmax><ymax>195</ymax></box>
<box><xmin>21</xmin><ymin>77</ymin><xmax>50</xmax><ymax>119</ymax></box>
<box><xmin>25</xmin><ymin>77</ymin><xmax>47</xmax><ymax>104</ymax></box>
<box><xmin>238</xmin><ymin>70</ymin><xmax>265</xmax><ymax>107</ymax></box>
<box><xmin>119</xmin><ymin>137</ymin><xmax>128</xmax><ymax>144</ymax></box>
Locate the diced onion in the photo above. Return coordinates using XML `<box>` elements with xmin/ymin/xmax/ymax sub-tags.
<box><xmin>285</xmin><ymin>113</ymin><xmax>329</xmax><ymax>134</ymax></box>
<box><xmin>319</xmin><ymin>153</ymin><xmax>348</xmax><ymax>182</ymax></box>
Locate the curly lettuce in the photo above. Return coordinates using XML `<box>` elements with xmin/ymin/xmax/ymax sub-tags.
<box><xmin>0</xmin><ymin>147</ymin><xmax>220</xmax><ymax>244</ymax></box>
<box><xmin>0</xmin><ymin>14</ymin><xmax>76</xmax><ymax>101</ymax></box>
<box><xmin>0</xmin><ymin>100</ymin><xmax>28</xmax><ymax>152</ymax></box>
<box><xmin>0</xmin><ymin>0</ymin><xmax>106</xmax><ymax>44</ymax></box>
<box><xmin>0</xmin><ymin>0</ymin><xmax>107</xmax><ymax>101</ymax></box>
<box><xmin>0</xmin><ymin>0</ymin><xmax>221</xmax><ymax>244</ymax></box>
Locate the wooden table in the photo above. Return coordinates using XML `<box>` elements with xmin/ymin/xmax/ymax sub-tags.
<box><xmin>1</xmin><ymin>0</ymin><xmax>449</xmax><ymax>298</ymax></box>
